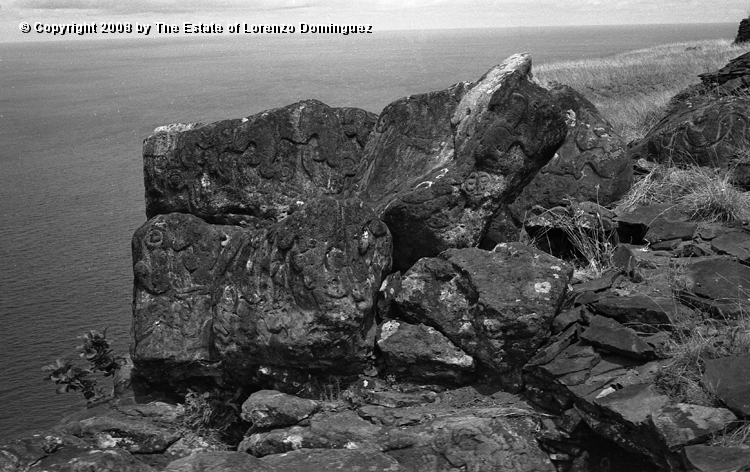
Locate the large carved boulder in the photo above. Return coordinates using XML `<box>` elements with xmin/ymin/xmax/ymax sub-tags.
<box><xmin>131</xmin><ymin>197</ymin><xmax>392</xmax><ymax>386</ymax></box>
<box><xmin>391</xmin><ymin>244</ymin><xmax>572</xmax><ymax>388</ymax></box>
<box><xmin>629</xmin><ymin>96</ymin><xmax>750</xmax><ymax>187</ymax></box>
<box><xmin>511</xmin><ymin>85</ymin><xmax>631</xmax><ymax>212</ymax></box>
<box><xmin>483</xmin><ymin>85</ymin><xmax>632</xmax><ymax>247</ymax></box>
<box><xmin>352</xmin><ymin>53</ymin><xmax>568</xmax><ymax>270</ymax></box>
<box><xmin>143</xmin><ymin>100</ymin><xmax>376</xmax><ymax>226</ymax></box>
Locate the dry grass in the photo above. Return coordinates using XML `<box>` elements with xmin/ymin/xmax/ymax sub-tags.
<box><xmin>655</xmin><ymin>315</ymin><xmax>750</xmax><ymax>406</ymax></box>
<box><xmin>527</xmin><ymin>37</ymin><xmax>750</xmax><ymax>414</ymax></box>
<box><xmin>710</xmin><ymin>421</ymin><xmax>750</xmax><ymax>449</ymax></box>
<box><xmin>526</xmin><ymin>202</ymin><xmax>617</xmax><ymax>280</ymax></box>
<box><xmin>535</xmin><ymin>39</ymin><xmax>750</xmax><ymax>142</ymax></box>
<box><xmin>615</xmin><ymin>163</ymin><xmax>750</xmax><ymax>223</ymax></box>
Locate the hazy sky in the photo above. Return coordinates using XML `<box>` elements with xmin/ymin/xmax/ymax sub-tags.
<box><xmin>2</xmin><ymin>0</ymin><xmax>747</xmax><ymax>42</ymax></box>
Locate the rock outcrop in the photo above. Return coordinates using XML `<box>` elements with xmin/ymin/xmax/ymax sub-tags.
<box><xmin>131</xmin><ymin>52</ymin><xmax>570</xmax><ymax>390</ymax></box>
<box><xmin>735</xmin><ymin>18</ymin><xmax>750</xmax><ymax>45</ymax></box>
<box><xmin>482</xmin><ymin>84</ymin><xmax>631</xmax><ymax>248</ymax></box>
<box><xmin>17</xmin><ymin>49</ymin><xmax>750</xmax><ymax>472</ymax></box>
<box><xmin>143</xmin><ymin>100</ymin><xmax>376</xmax><ymax>227</ymax></box>
<box><xmin>629</xmin><ymin>96</ymin><xmax>750</xmax><ymax>187</ymax></box>
<box><xmin>132</xmin><ymin>197</ymin><xmax>392</xmax><ymax>386</ymax></box>
<box><xmin>632</xmin><ymin>51</ymin><xmax>750</xmax><ymax>188</ymax></box>
<box><xmin>352</xmin><ymin>53</ymin><xmax>568</xmax><ymax>270</ymax></box>
<box><xmin>390</xmin><ymin>244</ymin><xmax>572</xmax><ymax>389</ymax></box>
<box><xmin>699</xmin><ymin>51</ymin><xmax>750</xmax><ymax>89</ymax></box>
<box><xmin>376</xmin><ymin>320</ymin><xmax>476</xmax><ymax>384</ymax></box>
<box><xmin>520</xmin><ymin>85</ymin><xmax>632</xmax><ymax>210</ymax></box>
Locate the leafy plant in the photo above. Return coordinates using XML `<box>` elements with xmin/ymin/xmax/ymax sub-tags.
<box><xmin>181</xmin><ymin>388</ymin><xmax>242</xmax><ymax>432</ymax></box>
<box><xmin>42</xmin><ymin>328</ymin><xmax>123</xmax><ymax>403</ymax></box>
<box><xmin>77</xmin><ymin>329</ymin><xmax>122</xmax><ymax>377</ymax></box>
<box><xmin>42</xmin><ymin>358</ymin><xmax>99</xmax><ymax>400</ymax></box>
<box><xmin>178</xmin><ymin>387</ymin><xmax>245</xmax><ymax>448</ymax></box>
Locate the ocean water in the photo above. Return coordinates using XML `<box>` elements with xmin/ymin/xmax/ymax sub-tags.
<box><xmin>0</xmin><ymin>23</ymin><xmax>738</xmax><ymax>442</ymax></box>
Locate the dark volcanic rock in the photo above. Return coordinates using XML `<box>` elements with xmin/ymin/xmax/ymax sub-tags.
<box><xmin>352</xmin><ymin>53</ymin><xmax>567</xmax><ymax>270</ymax></box>
<box><xmin>615</xmin><ymin>203</ymin><xmax>696</xmax><ymax>244</ymax></box>
<box><xmin>710</xmin><ymin>229</ymin><xmax>750</xmax><ymax>263</ymax></box>
<box><xmin>537</xmin><ymin>343</ymin><xmax>600</xmax><ymax>386</ymax></box>
<box><xmin>131</xmin><ymin>197</ymin><xmax>392</xmax><ymax>386</ymax></box>
<box><xmin>240</xmin><ymin>409</ymin><xmax>383</xmax><ymax>457</ymax></box>
<box><xmin>31</xmin><ymin>447</ymin><xmax>157</xmax><ymax>472</ymax></box>
<box><xmin>244</xmin><ymin>403</ymin><xmax>554</xmax><ymax>472</ymax></box>
<box><xmin>55</xmin><ymin>410</ymin><xmax>180</xmax><ymax>453</ymax></box>
<box><xmin>260</xmin><ymin>448</ymin><xmax>403</xmax><ymax>472</ymax></box>
<box><xmin>143</xmin><ymin>100</ymin><xmax>377</xmax><ymax>226</ymax></box>
<box><xmin>700</xmin><ymin>51</ymin><xmax>750</xmax><ymax>89</ymax></box>
<box><xmin>579</xmin><ymin>316</ymin><xmax>656</xmax><ymax>360</ymax></box>
<box><xmin>392</xmin><ymin>244</ymin><xmax>572</xmax><ymax>386</ymax></box>
<box><xmin>382</xmin><ymin>411</ymin><xmax>555</xmax><ymax>472</ymax></box>
<box><xmin>376</xmin><ymin>320</ymin><xmax>476</xmax><ymax>384</ymax></box>
<box><xmin>508</xmin><ymin>84</ymin><xmax>632</xmax><ymax>217</ymax></box>
<box><xmin>568</xmin><ymin>435</ymin><xmax>661</xmax><ymax>472</ymax></box>
<box><xmin>585</xmin><ymin>293</ymin><xmax>679</xmax><ymax>329</ymax></box>
<box><xmin>240</xmin><ymin>390</ymin><xmax>319</xmax><ymax>428</ymax></box>
<box><xmin>683</xmin><ymin>445</ymin><xmax>750</xmax><ymax>472</ymax></box>
<box><xmin>678</xmin><ymin>257</ymin><xmax>750</xmax><ymax>319</ymax></box>
<box><xmin>650</xmin><ymin>403</ymin><xmax>737</xmax><ymax>451</ymax></box>
<box><xmin>629</xmin><ymin>96</ymin><xmax>750</xmax><ymax>186</ymax></box>
<box><xmin>702</xmin><ymin>354</ymin><xmax>750</xmax><ymax>418</ymax></box>
<box><xmin>165</xmin><ymin>451</ymin><xmax>275</xmax><ymax>472</ymax></box>
<box><xmin>735</xmin><ymin>18</ymin><xmax>750</xmax><ymax>45</ymax></box>
<box><xmin>577</xmin><ymin>383</ymin><xmax>669</xmax><ymax>465</ymax></box>
<box><xmin>0</xmin><ymin>433</ymin><xmax>89</xmax><ymax>472</ymax></box>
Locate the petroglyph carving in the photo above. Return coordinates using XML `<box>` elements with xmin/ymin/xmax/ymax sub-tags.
<box><xmin>353</xmin><ymin>54</ymin><xmax>567</xmax><ymax>270</ymax></box>
<box><xmin>132</xmin><ymin>198</ymin><xmax>392</xmax><ymax>383</ymax></box>
<box><xmin>143</xmin><ymin>100</ymin><xmax>377</xmax><ymax>225</ymax></box>
<box><xmin>631</xmin><ymin>97</ymin><xmax>750</xmax><ymax>186</ymax></box>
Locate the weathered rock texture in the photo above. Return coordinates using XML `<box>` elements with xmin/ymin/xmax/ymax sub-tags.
<box><xmin>703</xmin><ymin>354</ymin><xmax>750</xmax><ymax>418</ymax></box>
<box><xmin>241</xmin><ymin>390</ymin><xmax>319</xmax><ymax>428</ymax></box>
<box><xmin>143</xmin><ymin>100</ymin><xmax>377</xmax><ymax>226</ymax></box>
<box><xmin>238</xmin><ymin>390</ymin><xmax>555</xmax><ymax>472</ymax></box>
<box><xmin>352</xmin><ymin>53</ymin><xmax>568</xmax><ymax>270</ymax></box>
<box><xmin>132</xmin><ymin>53</ymin><xmax>572</xmax><ymax>389</ymax></box>
<box><xmin>735</xmin><ymin>18</ymin><xmax>750</xmax><ymax>45</ymax></box>
<box><xmin>376</xmin><ymin>320</ymin><xmax>476</xmax><ymax>384</ymax></box>
<box><xmin>482</xmin><ymin>85</ymin><xmax>630</xmax><ymax>248</ymax></box>
<box><xmin>131</xmin><ymin>197</ymin><xmax>392</xmax><ymax>385</ymax></box>
<box><xmin>699</xmin><ymin>51</ymin><xmax>750</xmax><ymax>88</ymax></box>
<box><xmin>629</xmin><ymin>96</ymin><xmax>750</xmax><ymax>187</ymax></box>
<box><xmin>678</xmin><ymin>257</ymin><xmax>750</xmax><ymax>319</ymax></box>
<box><xmin>513</xmin><ymin>86</ymin><xmax>630</xmax><ymax>212</ymax></box>
<box><xmin>391</xmin><ymin>244</ymin><xmax>572</xmax><ymax>388</ymax></box>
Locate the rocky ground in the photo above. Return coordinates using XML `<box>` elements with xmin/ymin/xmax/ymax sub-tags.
<box><xmin>5</xmin><ymin>47</ymin><xmax>750</xmax><ymax>472</ymax></box>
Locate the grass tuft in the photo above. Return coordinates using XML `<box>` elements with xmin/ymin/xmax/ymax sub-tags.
<box><xmin>654</xmin><ymin>315</ymin><xmax>750</xmax><ymax>406</ymax></box>
<box><xmin>526</xmin><ymin>202</ymin><xmax>617</xmax><ymax>280</ymax></box>
<box><xmin>709</xmin><ymin>421</ymin><xmax>750</xmax><ymax>449</ymax></box>
<box><xmin>615</xmin><ymin>163</ymin><xmax>750</xmax><ymax>223</ymax></box>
